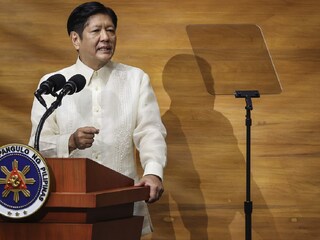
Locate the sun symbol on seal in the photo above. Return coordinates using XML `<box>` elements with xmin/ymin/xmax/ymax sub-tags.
<box><xmin>0</xmin><ymin>159</ymin><xmax>36</xmax><ymax>203</ymax></box>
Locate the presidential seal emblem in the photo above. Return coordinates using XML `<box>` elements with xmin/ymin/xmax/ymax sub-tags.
<box><xmin>0</xmin><ymin>143</ymin><xmax>50</xmax><ymax>219</ymax></box>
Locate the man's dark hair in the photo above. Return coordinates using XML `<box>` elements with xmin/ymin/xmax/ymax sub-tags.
<box><xmin>67</xmin><ymin>1</ymin><xmax>118</xmax><ymax>37</ymax></box>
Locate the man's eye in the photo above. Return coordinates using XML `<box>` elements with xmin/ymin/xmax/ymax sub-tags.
<box><xmin>107</xmin><ymin>28</ymin><xmax>115</xmax><ymax>33</ymax></box>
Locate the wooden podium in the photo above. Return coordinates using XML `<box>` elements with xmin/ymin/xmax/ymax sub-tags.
<box><xmin>0</xmin><ymin>158</ymin><xmax>150</xmax><ymax>240</ymax></box>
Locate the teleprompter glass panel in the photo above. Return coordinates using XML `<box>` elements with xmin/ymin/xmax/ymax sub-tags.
<box><xmin>186</xmin><ymin>24</ymin><xmax>282</xmax><ymax>95</ymax></box>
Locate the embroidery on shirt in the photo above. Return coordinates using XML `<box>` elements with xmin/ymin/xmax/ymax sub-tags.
<box><xmin>111</xmin><ymin>68</ymin><xmax>132</xmax><ymax>174</ymax></box>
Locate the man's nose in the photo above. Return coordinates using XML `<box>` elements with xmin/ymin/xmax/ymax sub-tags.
<box><xmin>100</xmin><ymin>29</ymin><xmax>109</xmax><ymax>41</ymax></box>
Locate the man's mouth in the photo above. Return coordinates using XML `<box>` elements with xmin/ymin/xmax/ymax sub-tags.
<box><xmin>97</xmin><ymin>46</ymin><xmax>112</xmax><ymax>53</ymax></box>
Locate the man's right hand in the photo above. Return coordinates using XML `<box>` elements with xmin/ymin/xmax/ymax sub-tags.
<box><xmin>68</xmin><ymin>126</ymin><xmax>100</xmax><ymax>152</ymax></box>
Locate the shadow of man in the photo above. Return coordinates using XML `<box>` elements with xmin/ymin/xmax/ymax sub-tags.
<box><xmin>147</xmin><ymin>54</ymin><xmax>280</xmax><ymax>240</ymax></box>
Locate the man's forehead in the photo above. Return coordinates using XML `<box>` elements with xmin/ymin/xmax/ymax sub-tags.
<box><xmin>85</xmin><ymin>14</ymin><xmax>114</xmax><ymax>27</ymax></box>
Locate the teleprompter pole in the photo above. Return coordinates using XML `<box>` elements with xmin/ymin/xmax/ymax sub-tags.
<box><xmin>234</xmin><ymin>90</ymin><xmax>260</xmax><ymax>240</ymax></box>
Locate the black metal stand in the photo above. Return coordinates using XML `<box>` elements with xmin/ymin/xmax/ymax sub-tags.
<box><xmin>34</xmin><ymin>94</ymin><xmax>64</xmax><ymax>151</ymax></box>
<box><xmin>234</xmin><ymin>90</ymin><xmax>260</xmax><ymax>240</ymax></box>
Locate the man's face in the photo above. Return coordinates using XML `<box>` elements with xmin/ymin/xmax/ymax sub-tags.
<box><xmin>71</xmin><ymin>13</ymin><xmax>117</xmax><ymax>70</ymax></box>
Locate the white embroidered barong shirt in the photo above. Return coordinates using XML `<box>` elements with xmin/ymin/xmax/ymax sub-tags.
<box><xmin>29</xmin><ymin>58</ymin><xmax>167</xmax><ymax>234</ymax></box>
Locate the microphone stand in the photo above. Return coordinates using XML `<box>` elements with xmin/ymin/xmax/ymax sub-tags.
<box><xmin>234</xmin><ymin>90</ymin><xmax>260</xmax><ymax>240</ymax></box>
<box><xmin>34</xmin><ymin>94</ymin><xmax>64</xmax><ymax>151</ymax></box>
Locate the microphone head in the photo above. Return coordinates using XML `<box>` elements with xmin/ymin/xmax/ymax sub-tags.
<box><xmin>49</xmin><ymin>74</ymin><xmax>67</xmax><ymax>91</ymax></box>
<box><xmin>66</xmin><ymin>74</ymin><xmax>86</xmax><ymax>95</ymax></box>
<box><xmin>40</xmin><ymin>74</ymin><xmax>66</xmax><ymax>94</ymax></box>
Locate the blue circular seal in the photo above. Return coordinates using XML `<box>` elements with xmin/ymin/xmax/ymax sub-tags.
<box><xmin>0</xmin><ymin>143</ymin><xmax>50</xmax><ymax>219</ymax></box>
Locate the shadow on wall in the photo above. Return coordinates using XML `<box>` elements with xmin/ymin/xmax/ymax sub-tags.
<box><xmin>147</xmin><ymin>54</ymin><xmax>280</xmax><ymax>240</ymax></box>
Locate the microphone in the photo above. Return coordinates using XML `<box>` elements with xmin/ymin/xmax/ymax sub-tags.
<box><xmin>35</xmin><ymin>74</ymin><xmax>66</xmax><ymax>95</ymax></box>
<box><xmin>59</xmin><ymin>74</ymin><xmax>86</xmax><ymax>97</ymax></box>
<box><xmin>34</xmin><ymin>74</ymin><xmax>86</xmax><ymax>151</ymax></box>
<box><xmin>34</xmin><ymin>74</ymin><xmax>66</xmax><ymax>108</ymax></box>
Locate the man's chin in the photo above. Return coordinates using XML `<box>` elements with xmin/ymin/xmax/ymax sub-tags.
<box><xmin>97</xmin><ymin>53</ymin><xmax>113</xmax><ymax>62</ymax></box>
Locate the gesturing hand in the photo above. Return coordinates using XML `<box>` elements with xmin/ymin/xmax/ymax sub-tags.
<box><xmin>69</xmin><ymin>126</ymin><xmax>100</xmax><ymax>152</ymax></box>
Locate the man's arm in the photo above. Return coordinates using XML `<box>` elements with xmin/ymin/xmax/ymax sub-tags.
<box><xmin>133</xmin><ymin>73</ymin><xmax>167</xmax><ymax>203</ymax></box>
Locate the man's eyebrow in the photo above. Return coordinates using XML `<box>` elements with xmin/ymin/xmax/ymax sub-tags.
<box><xmin>87</xmin><ymin>23</ymin><xmax>115</xmax><ymax>29</ymax></box>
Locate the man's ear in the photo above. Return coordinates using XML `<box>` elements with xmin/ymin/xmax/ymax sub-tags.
<box><xmin>70</xmin><ymin>31</ymin><xmax>81</xmax><ymax>50</ymax></box>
